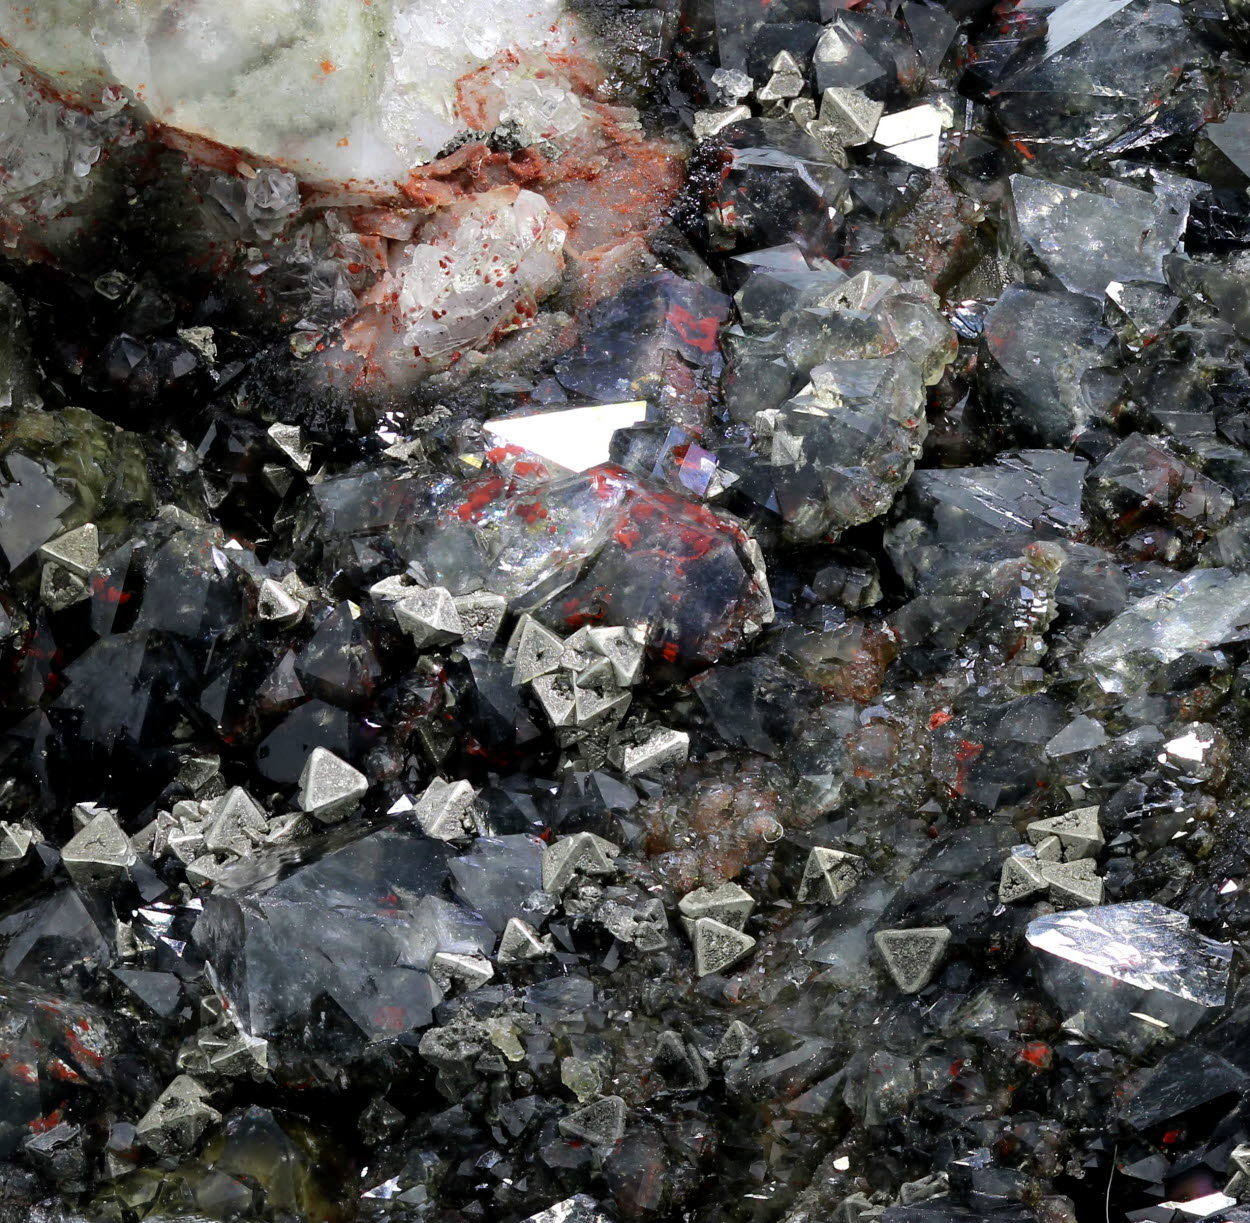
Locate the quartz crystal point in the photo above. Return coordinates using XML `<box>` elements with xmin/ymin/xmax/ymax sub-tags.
<box><xmin>979</xmin><ymin>287</ymin><xmax>1111</xmax><ymax>447</ymax></box>
<box><xmin>418</xmin><ymin>464</ymin><xmax>774</xmax><ymax>663</ymax></box>
<box><xmin>1007</xmin><ymin>173</ymin><xmax>1186</xmax><ymax>297</ymax></box>
<box><xmin>523</xmin><ymin>1196</ymin><xmax>614</xmax><ymax>1223</ymax></box>
<box><xmin>720</xmin><ymin>268</ymin><xmax>956</xmax><ymax>542</ymax></box>
<box><xmin>1026</xmin><ymin>902</ymin><xmax>1232</xmax><ymax>1051</ymax></box>
<box><xmin>975</xmin><ymin>0</ymin><xmax>1206</xmax><ymax>165</ymax></box>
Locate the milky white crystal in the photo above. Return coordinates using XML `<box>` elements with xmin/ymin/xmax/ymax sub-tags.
<box><xmin>0</xmin><ymin>0</ymin><xmax>584</xmax><ymax>189</ymax></box>
<box><xmin>338</xmin><ymin>187</ymin><xmax>567</xmax><ymax>380</ymax></box>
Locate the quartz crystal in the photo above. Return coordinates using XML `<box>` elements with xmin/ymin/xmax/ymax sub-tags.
<box><xmin>1027</xmin><ymin>902</ymin><xmax>1233</xmax><ymax>1050</ymax></box>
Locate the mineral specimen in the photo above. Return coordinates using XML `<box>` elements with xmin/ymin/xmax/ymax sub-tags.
<box><xmin>3</xmin><ymin>0</ymin><xmax>1250</xmax><ymax>1219</ymax></box>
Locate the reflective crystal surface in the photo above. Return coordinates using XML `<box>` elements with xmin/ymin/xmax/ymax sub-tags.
<box><xmin>1027</xmin><ymin>902</ymin><xmax>1233</xmax><ymax>1050</ymax></box>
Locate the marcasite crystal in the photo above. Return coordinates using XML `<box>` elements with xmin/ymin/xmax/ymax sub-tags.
<box><xmin>497</xmin><ymin>917</ymin><xmax>553</xmax><ymax>963</ymax></box>
<box><xmin>693</xmin><ymin>916</ymin><xmax>756</xmax><ymax>977</ymax></box>
<box><xmin>38</xmin><ymin>522</ymin><xmax>98</xmax><ymax>577</ymax></box>
<box><xmin>134</xmin><ymin>1076</ymin><xmax>220</xmax><ymax>1155</ymax></box>
<box><xmin>413</xmin><ymin>777</ymin><xmax>478</xmax><ymax>841</ymax></box>
<box><xmin>542</xmin><ymin>832</ymin><xmax>620</xmax><ymax>895</ymax></box>
<box><xmin>61</xmin><ymin>808</ymin><xmax>136</xmax><ymax>882</ymax></box>
<box><xmin>873</xmin><ymin>927</ymin><xmax>951</xmax><ymax>994</ymax></box>
<box><xmin>558</xmin><ymin>1096</ymin><xmax>627</xmax><ymax>1146</ymax></box>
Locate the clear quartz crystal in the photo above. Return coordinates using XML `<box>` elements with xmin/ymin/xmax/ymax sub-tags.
<box><xmin>1082</xmin><ymin>570</ymin><xmax>1250</xmax><ymax>691</ymax></box>
<box><xmin>1027</xmin><ymin>901</ymin><xmax>1232</xmax><ymax>1050</ymax></box>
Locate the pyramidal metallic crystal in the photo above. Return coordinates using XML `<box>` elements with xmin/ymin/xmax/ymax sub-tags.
<box><xmin>297</xmin><ymin>748</ymin><xmax>368</xmax><ymax>823</ymax></box>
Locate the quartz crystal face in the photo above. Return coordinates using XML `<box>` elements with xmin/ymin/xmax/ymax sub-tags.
<box><xmin>1026</xmin><ymin>902</ymin><xmax>1233</xmax><ymax>1051</ymax></box>
<box><xmin>9</xmin><ymin>0</ymin><xmax>1250</xmax><ymax>1219</ymax></box>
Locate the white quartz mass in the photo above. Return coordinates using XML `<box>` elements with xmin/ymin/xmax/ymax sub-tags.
<box><xmin>0</xmin><ymin>0</ymin><xmax>584</xmax><ymax>188</ymax></box>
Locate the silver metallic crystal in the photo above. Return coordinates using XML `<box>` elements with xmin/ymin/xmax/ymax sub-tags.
<box><xmin>1037</xmin><ymin>858</ymin><xmax>1104</xmax><ymax>908</ymax></box>
<box><xmin>572</xmin><ymin>660</ymin><xmax>631</xmax><ymax>725</ymax></box>
<box><xmin>134</xmin><ymin>1075</ymin><xmax>221</xmax><ymax>1155</ymax></box>
<box><xmin>62</xmin><ymin>809</ymin><xmax>137</xmax><ymax>880</ymax></box>
<box><xmin>617</xmin><ymin>727</ymin><xmax>690</xmax><ymax>776</ymax></box>
<box><xmin>542</xmin><ymin>832</ymin><xmax>620</xmax><ymax>895</ymax></box>
<box><xmin>1026</xmin><ymin>806</ymin><xmax>1103</xmax><ymax>860</ymax></box>
<box><xmin>874</xmin><ymin>926</ymin><xmax>951</xmax><ymax>994</ymax></box>
<box><xmin>0</xmin><ymin>821</ymin><xmax>33</xmax><ymax>862</ymax></box>
<box><xmin>267</xmin><ymin>422</ymin><xmax>314</xmax><ymax>472</ymax></box>
<box><xmin>797</xmin><ymin>847</ymin><xmax>867</xmax><ymax>904</ymax></box>
<box><xmin>497</xmin><ymin>917</ymin><xmax>553</xmax><ymax>963</ymax></box>
<box><xmin>39</xmin><ymin>562</ymin><xmax>89</xmax><ymax>612</ymax></box>
<box><xmin>714</xmin><ymin>1019</ymin><xmax>756</xmax><ymax>1063</ymax></box>
<box><xmin>678</xmin><ymin>882</ymin><xmax>754</xmax><ymax>939</ymax></box>
<box><xmin>694</xmin><ymin>104</ymin><xmax>752</xmax><ymax>142</ymax></box>
<box><xmin>819</xmin><ymin>87</ymin><xmax>884</xmax><ymax>146</ymax></box>
<box><xmin>429</xmin><ymin>951</ymin><xmax>495</xmax><ymax>993</ymax></box>
<box><xmin>558</xmin><ymin>1096</ymin><xmax>626</xmax><ymax>1146</ymax></box>
<box><xmin>297</xmin><ymin>747</ymin><xmax>368</xmax><ymax>823</ymax></box>
<box><xmin>453</xmin><ymin>591</ymin><xmax>508</xmax><ymax>647</ymax></box>
<box><xmin>586</xmin><ymin>625</ymin><xmax>647</xmax><ymax>686</ymax></box>
<box><xmin>256</xmin><ymin>577</ymin><xmax>306</xmax><ymax>626</ymax></box>
<box><xmin>756</xmin><ymin>51</ymin><xmax>804</xmax><ymax>102</ymax></box>
<box><xmin>511</xmin><ymin>616</ymin><xmax>566</xmax><ymax>685</ymax></box>
<box><xmin>413</xmin><ymin>777</ymin><xmax>478</xmax><ymax>841</ymax></box>
<box><xmin>522</xmin><ymin>1196</ymin><xmax>614</xmax><ymax>1223</ymax></box>
<box><xmin>1226</xmin><ymin>1144</ymin><xmax>1250</xmax><ymax>1200</ymax></box>
<box><xmin>999</xmin><ymin>852</ymin><xmax>1047</xmax><ymax>904</ymax></box>
<box><xmin>394</xmin><ymin>586</ymin><xmax>464</xmax><ymax>648</ymax></box>
<box><xmin>39</xmin><ymin>522</ymin><xmax>99</xmax><ymax>577</ymax></box>
<box><xmin>1035</xmin><ymin>835</ymin><xmax>1063</xmax><ymax>862</ymax></box>
<box><xmin>693</xmin><ymin>916</ymin><xmax>756</xmax><ymax>977</ymax></box>
<box><xmin>531</xmin><ymin>671</ymin><xmax>579</xmax><ymax>728</ymax></box>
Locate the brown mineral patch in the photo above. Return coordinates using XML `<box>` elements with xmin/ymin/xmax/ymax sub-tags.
<box><xmin>640</xmin><ymin>759</ymin><xmax>802</xmax><ymax>892</ymax></box>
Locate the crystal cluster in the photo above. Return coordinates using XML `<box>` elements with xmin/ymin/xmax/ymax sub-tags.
<box><xmin>5</xmin><ymin>0</ymin><xmax>1250</xmax><ymax>1220</ymax></box>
